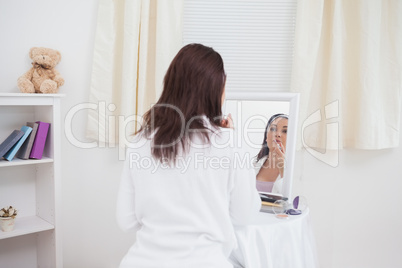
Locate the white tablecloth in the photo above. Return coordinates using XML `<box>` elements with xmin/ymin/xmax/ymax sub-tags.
<box><xmin>230</xmin><ymin>209</ymin><xmax>318</xmax><ymax>268</ymax></box>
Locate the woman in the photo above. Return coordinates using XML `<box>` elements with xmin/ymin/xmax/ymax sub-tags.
<box><xmin>255</xmin><ymin>114</ymin><xmax>288</xmax><ymax>194</ymax></box>
<box><xmin>116</xmin><ymin>43</ymin><xmax>260</xmax><ymax>268</ymax></box>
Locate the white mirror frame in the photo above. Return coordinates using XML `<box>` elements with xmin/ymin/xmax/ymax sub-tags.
<box><xmin>225</xmin><ymin>91</ymin><xmax>300</xmax><ymax>200</ymax></box>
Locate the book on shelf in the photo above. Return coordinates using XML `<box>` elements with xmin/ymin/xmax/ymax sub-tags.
<box><xmin>29</xmin><ymin>121</ymin><xmax>50</xmax><ymax>160</ymax></box>
<box><xmin>3</xmin><ymin>126</ymin><xmax>33</xmax><ymax>161</ymax></box>
<box><xmin>0</xmin><ymin>130</ymin><xmax>24</xmax><ymax>159</ymax></box>
<box><xmin>17</xmin><ymin>122</ymin><xmax>39</xmax><ymax>160</ymax></box>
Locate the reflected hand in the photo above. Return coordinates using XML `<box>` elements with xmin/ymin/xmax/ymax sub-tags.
<box><xmin>272</xmin><ymin>140</ymin><xmax>286</xmax><ymax>176</ymax></box>
<box><xmin>221</xmin><ymin>113</ymin><xmax>234</xmax><ymax>129</ymax></box>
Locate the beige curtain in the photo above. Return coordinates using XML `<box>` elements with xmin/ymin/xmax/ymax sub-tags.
<box><xmin>291</xmin><ymin>0</ymin><xmax>402</xmax><ymax>151</ymax></box>
<box><xmin>86</xmin><ymin>0</ymin><xmax>184</xmax><ymax>146</ymax></box>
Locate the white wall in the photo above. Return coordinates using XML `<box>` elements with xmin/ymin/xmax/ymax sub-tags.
<box><xmin>292</xmin><ymin>148</ymin><xmax>402</xmax><ymax>268</ymax></box>
<box><xmin>1</xmin><ymin>1</ymin><xmax>401</xmax><ymax>268</ymax></box>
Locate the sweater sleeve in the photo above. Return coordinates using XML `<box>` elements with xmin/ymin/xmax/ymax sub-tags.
<box><xmin>116</xmin><ymin>151</ymin><xmax>142</xmax><ymax>233</ymax></box>
<box><xmin>228</xmin><ymin>150</ymin><xmax>261</xmax><ymax>226</ymax></box>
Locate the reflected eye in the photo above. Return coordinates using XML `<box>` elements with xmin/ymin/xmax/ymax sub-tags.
<box><xmin>270</xmin><ymin>127</ymin><xmax>276</xmax><ymax>132</ymax></box>
<box><xmin>283</xmin><ymin>130</ymin><xmax>287</xmax><ymax>134</ymax></box>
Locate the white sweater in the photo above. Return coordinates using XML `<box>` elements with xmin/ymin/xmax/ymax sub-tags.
<box><xmin>116</xmin><ymin>127</ymin><xmax>261</xmax><ymax>268</ymax></box>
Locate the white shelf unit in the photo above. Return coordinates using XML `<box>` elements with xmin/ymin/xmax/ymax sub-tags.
<box><xmin>0</xmin><ymin>93</ymin><xmax>63</xmax><ymax>268</ymax></box>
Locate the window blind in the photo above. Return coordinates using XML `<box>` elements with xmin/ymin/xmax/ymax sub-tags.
<box><xmin>183</xmin><ymin>0</ymin><xmax>297</xmax><ymax>92</ymax></box>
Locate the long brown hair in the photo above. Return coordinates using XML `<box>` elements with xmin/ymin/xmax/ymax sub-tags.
<box><xmin>138</xmin><ymin>44</ymin><xmax>226</xmax><ymax>162</ymax></box>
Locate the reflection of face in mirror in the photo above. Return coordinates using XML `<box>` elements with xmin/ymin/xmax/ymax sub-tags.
<box><xmin>256</xmin><ymin>114</ymin><xmax>289</xmax><ymax>194</ymax></box>
<box><xmin>224</xmin><ymin>94</ymin><xmax>299</xmax><ymax>199</ymax></box>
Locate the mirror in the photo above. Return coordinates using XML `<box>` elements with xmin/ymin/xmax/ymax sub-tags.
<box><xmin>223</xmin><ymin>92</ymin><xmax>299</xmax><ymax>201</ymax></box>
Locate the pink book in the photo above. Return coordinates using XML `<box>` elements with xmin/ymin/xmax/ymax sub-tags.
<box><xmin>29</xmin><ymin>121</ymin><xmax>50</xmax><ymax>160</ymax></box>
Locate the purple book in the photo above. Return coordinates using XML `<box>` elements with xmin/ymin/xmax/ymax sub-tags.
<box><xmin>29</xmin><ymin>121</ymin><xmax>50</xmax><ymax>160</ymax></box>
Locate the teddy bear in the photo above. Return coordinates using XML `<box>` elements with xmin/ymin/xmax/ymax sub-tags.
<box><xmin>17</xmin><ymin>47</ymin><xmax>64</xmax><ymax>94</ymax></box>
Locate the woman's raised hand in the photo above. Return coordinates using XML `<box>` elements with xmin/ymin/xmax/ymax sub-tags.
<box><xmin>221</xmin><ymin>113</ymin><xmax>234</xmax><ymax>129</ymax></box>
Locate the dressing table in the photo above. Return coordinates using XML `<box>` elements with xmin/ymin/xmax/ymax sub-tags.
<box><xmin>230</xmin><ymin>209</ymin><xmax>318</xmax><ymax>268</ymax></box>
<box><xmin>224</xmin><ymin>92</ymin><xmax>317</xmax><ymax>267</ymax></box>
